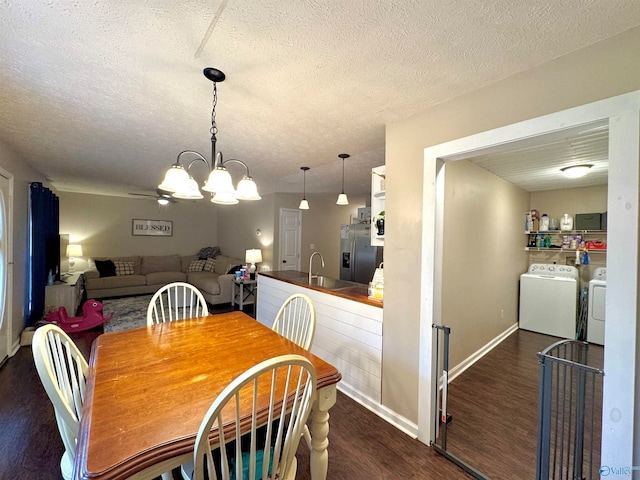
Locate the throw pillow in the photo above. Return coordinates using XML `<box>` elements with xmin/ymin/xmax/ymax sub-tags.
<box><xmin>188</xmin><ymin>259</ymin><xmax>206</xmax><ymax>272</ymax></box>
<box><xmin>95</xmin><ymin>259</ymin><xmax>116</xmax><ymax>278</ymax></box>
<box><xmin>114</xmin><ymin>261</ymin><xmax>135</xmax><ymax>276</ymax></box>
<box><xmin>197</xmin><ymin>246</ymin><xmax>221</xmax><ymax>260</ymax></box>
<box><xmin>203</xmin><ymin>257</ymin><xmax>216</xmax><ymax>272</ymax></box>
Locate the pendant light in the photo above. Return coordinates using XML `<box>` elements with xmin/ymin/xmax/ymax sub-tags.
<box><xmin>336</xmin><ymin>153</ymin><xmax>350</xmax><ymax>205</ymax></box>
<box><xmin>299</xmin><ymin>167</ymin><xmax>310</xmax><ymax>210</ymax></box>
<box><xmin>158</xmin><ymin>68</ymin><xmax>261</xmax><ymax>205</ymax></box>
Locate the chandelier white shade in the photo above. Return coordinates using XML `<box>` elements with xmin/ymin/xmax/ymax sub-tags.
<box><xmin>299</xmin><ymin>166</ymin><xmax>310</xmax><ymax>210</ymax></box>
<box><xmin>560</xmin><ymin>164</ymin><xmax>593</xmax><ymax>178</ymax></box>
<box><xmin>158</xmin><ymin>68</ymin><xmax>260</xmax><ymax>205</ymax></box>
<box><xmin>336</xmin><ymin>153</ymin><xmax>350</xmax><ymax>205</ymax></box>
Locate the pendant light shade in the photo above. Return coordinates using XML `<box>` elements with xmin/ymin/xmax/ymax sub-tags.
<box><xmin>299</xmin><ymin>167</ymin><xmax>310</xmax><ymax>210</ymax></box>
<box><xmin>336</xmin><ymin>153</ymin><xmax>350</xmax><ymax>205</ymax></box>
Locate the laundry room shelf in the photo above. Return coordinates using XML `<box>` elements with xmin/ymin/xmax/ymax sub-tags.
<box><xmin>525</xmin><ymin>247</ymin><xmax>607</xmax><ymax>253</ymax></box>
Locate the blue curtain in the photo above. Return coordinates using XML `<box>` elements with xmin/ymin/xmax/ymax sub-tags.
<box><xmin>25</xmin><ymin>182</ymin><xmax>59</xmax><ymax>324</ymax></box>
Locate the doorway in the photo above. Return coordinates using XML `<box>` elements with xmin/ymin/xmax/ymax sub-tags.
<box><xmin>278</xmin><ymin>208</ymin><xmax>301</xmax><ymax>271</ymax></box>
<box><xmin>0</xmin><ymin>169</ymin><xmax>13</xmax><ymax>366</ymax></box>
<box><xmin>418</xmin><ymin>92</ymin><xmax>640</xmax><ymax>469</ymax></box>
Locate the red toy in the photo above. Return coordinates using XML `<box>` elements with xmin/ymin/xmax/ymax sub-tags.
<box><xmin>44</xmin><ymin>299</ymin><xmax>113</xmax><ymax>333</ymax></box>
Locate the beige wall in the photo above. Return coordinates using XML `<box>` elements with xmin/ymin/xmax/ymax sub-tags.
<box><xmin>215</xmin><ymin>190</ymin><xmax>368</xmax><ymax>279</ymax></box>
<box><xmin>300</xmin><ymin>193</ymin><xmax>365</xmax><ymax>279</ymax></box>
<box><xmin>385</xmin><ymin>27</ymin><xmax>640</xmax><ymax>422</ymax></box>
<box><xmin>442</xmin><ymin>160</ymin><xmax>529</xmax><ymax>367</ymax></box>
<box><xmin>58</xmin><ymin>192</ymin><xmax>219</xmax><ymax>271</ymax></box>
<box><xmin>0</xmin><ymin>139</ymin><xmax>47</xmax><ymax>347</ymax></box>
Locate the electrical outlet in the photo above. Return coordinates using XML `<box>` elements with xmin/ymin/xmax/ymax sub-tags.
<box><xmin>501</xmin><ymin>309</ymin><xmax>504</xmax><ymax>319</ymax></box>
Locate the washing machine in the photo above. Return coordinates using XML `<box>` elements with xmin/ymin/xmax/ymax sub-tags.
<box><xmin>519</xmin><ymin>264</ymin><xmax>579</xmax><ymax>339</ymax></box>
<box><xmin>587</xmin><ymin>267</ymin><xmax>606</xmax><ymax>345</ymax></box>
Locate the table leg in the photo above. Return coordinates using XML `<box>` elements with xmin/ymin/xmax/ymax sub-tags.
<box><xmin>231</xmin><ymin>282</ymin><xmax>235</xmax><ymax>305</ymax></box>
<box><xmin>309</xmin><ymin>384</ymin><xmax>337</xmax><ymax>480</ymax></box>
<box><xmin>239</xmin><ymin>283</ymin><xmax>244</xmax><ymax>310</ymax></box>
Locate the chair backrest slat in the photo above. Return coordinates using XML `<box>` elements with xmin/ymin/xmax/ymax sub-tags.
<box><xmin>193</xmin><ymin>355</ymin><xmax>317</xmax><ymax>480</ymax></box>
<box><xmin>147</xmin><ymin>282</ymin><xmax>209</xmax><ymax>325</ymax></box>
<box><xmin>33</xmin><ymin>324</ymin><xmax>89</xmax><ymax>479</ymax></box>
<box><xmin>272</xmin><ymin>293</ymin><xmax>316</xmax><ymax>350</ymax></box>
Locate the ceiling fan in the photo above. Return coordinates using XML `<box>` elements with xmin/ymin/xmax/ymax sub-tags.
<box><xmin>128</xmin><ymin>189</ymin><xmax>177</xmax><ymax>205</ymax></box>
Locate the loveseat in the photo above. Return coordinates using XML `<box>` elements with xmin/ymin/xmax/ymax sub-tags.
<box><xmin>84</xmin><ymin>253</ymin><xmax>244</xmax><ymax>305</ymax></box>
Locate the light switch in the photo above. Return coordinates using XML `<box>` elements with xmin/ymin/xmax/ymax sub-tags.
<box><xmin>310</xmin><ymin>243</ymin><xmax>315</xmax><ymax>250</ymax></box>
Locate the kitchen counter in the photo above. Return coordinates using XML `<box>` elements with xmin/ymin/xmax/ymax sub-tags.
<box><xmin>259</xmin><ymin>270</ymin><xmax>382</xmax><ymax>308</ymax></box>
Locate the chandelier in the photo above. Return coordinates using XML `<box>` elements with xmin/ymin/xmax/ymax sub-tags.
<box><xmin>158</xmin><ymin>68</ymin><xmax>261</xmax><ymax>205</ymax></box>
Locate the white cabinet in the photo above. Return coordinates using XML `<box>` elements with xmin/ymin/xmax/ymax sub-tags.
<box><xmin>371</xmin><ymin>165</ymin><xmax>385</xmax><ymax>246</ymax></box>
<box><xmin>44</xmin><ymin>272</ymin><xmax>85</xmax><ymax>316</ymax></box>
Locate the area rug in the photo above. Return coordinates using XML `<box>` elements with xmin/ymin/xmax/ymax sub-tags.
<box><xmin>101</xmin><ymin>295</ymin><xmax>153</xmax><ymax>333</ymax></box>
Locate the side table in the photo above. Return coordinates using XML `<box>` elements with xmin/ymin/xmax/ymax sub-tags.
<box><xmin>45</xmin><ymin>271</ymin><xmax>85</xmax><ymax>316</ymax></box>
<box><xmin>231</xmin><ymin>278</ymin><xmax>258</xmax><ymax>311</ymax></box>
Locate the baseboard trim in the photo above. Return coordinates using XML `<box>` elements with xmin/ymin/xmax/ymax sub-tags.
<box><xmin>447</xmin><ymin>322</ymin><xmax>519</xmax><ymax>384</ymax></box>
<box><xmin>337</xmin><ymin>383</ymin><xmax>419</xmax><ymax>438</ymax></box>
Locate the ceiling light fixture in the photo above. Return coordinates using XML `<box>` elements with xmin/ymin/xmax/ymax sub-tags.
<box><xmin>157</xmin><ymin>197</ymin><xmax>170</xmax><ymax>206</ymax></box>
<box><xmin>560</xmin><ymin>164</ymin><xmax>593</xmax><ymax>178</ymax></box>
<box><xmin>158</xmin><ymin>68</ymin><xmax>261</xmax><ymax>205</ymax></box>
<box><xmin>336</xmin><ymin>153</ymin><xmax>350</xmax><ymax>205</ymax></box>
<box><xmin>299</xmin><ymin>167</ymin><xmax>310</xmax><ymax>210</ymax></box>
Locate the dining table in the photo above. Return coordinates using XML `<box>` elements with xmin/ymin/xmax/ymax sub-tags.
<box><xmin>74</xmin><ymin>311</ymin><xmax>342</xmax><ymax>480</ymax></box>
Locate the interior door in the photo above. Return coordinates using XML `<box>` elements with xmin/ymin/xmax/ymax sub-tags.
<box><xmin>278</xmin><ymin>208</ymin><xmax>301</xmax><ymax>271</ymax></box>
<box><xmin>0</xmin><ymin>171</ymin><xmax>12</xmax><ymax>366</ymax></box>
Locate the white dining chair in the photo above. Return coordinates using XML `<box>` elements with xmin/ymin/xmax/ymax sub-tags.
<box><xmin>189</xmin><ymin>354</ymin><xmax>317</xmax><ymax>480</ymax></box>
<box><xmin>272</xmin><ymin>293</ymin><xmax>316</xmax><ymax>350</ymax></box>
<box><xmin>32</xmin><ymin>324</ymin><xmax>88</xmax><ymax>480</ymax></box>
<box><xmin>147</xmin><ymin>282</ymin><xmax>209</xmax><ymax>325</ymax></box>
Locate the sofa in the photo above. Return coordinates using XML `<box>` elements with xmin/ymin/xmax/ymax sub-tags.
<box><xmin>84</xmin><ymin>253</ymin><xmax>244</xmax><ymax>305</ymax></box>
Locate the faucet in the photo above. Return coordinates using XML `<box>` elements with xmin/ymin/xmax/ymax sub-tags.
<box><xmin>308</xmin><ymin>251</ymin><xmax>325</xmax><ymax>283</ymax></box>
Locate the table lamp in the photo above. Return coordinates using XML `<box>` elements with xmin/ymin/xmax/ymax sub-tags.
<box><xmin>245</xmin><ymin>249</ymin><xmax>262</xmax><ymax>280</ymax></box>
<box><xmin>67</xmin><ymin>244</ymin><xmax>83</xmax><ymax>273</ymax></box>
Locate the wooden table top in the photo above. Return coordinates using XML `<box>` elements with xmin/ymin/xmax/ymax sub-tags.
<box><xmin>74</xmin><ymin>311</ymin><xmax>341</xmax><ymax>480</ymax></box>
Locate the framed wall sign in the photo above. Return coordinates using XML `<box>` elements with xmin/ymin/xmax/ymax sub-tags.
<box><xmin>132</xmin><ymin>219</ymin><xmax>173</xmax><ymax>237</ymax></box>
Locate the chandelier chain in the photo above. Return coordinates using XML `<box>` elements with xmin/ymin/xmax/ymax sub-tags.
<box><xmin>210</xmin><ymin>82</ymin><xmax>218</xmax><ymax>141</ymax></box>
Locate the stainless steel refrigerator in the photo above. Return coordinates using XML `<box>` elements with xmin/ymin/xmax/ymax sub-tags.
<box><xmin>339</xmin><ymin>224</ymin><xmax>384</xmax><ymax>284</ymax></box>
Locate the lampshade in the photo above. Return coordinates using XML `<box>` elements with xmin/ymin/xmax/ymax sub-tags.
<box><xmin>299</xmin><ymin>199</ymin><xmax>310</xmax><ymax>210</ymax></box>
<box><xmin>202</xmin><ymin>166</ymin><xmax>234</xmax><ymax>193</ymax></box>
<box><xmin>246</xmin><ymin>249</ymin><xmax>263</xmax><ymax>264</ymax></box>
<box><xmin>66</xmin><ymin>244</ymin><xmax>83</xmax><ymax>257</ymax></box>
<box><xmin>236</xmin><ymin>176</ymin><xmax>262</xmax><ymax>200</ymax></box>
<box><xmin>172</xmin><ymin>176</ymin><xmax>204</xmax><ymax>199</ymax></box>
<box><xmin>211</xmin><ymin>191</ymin><xmax>239</xmax><ymax>205</ymax></box>
<box><xmin>561</xmin><ymin>164</ymin><xmax>593</xmax><ymax>178</ymax></box>
<box><xmin>158</xmin><ymin>163</ymin><xmax>189</xmax><ymax>193</ymax></box>
<box><xmin>336</xmin><ymin>193</ymin><xmax>349</xmax><ymax>205</ymax></box>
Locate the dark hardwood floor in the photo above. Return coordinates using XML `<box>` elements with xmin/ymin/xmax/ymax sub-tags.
<box><xmin>442</xmin><ymin>329</ymin><xmax>604</xmax><ymax>480</ymax></box>
<box><xmin>0</xmin><ymin>306</ymin><xmax>602</xmax><ymax>479</ymax></box>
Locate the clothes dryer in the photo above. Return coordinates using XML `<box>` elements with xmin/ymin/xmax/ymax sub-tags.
<box><xmin>587</xmin><ymin>267</ymin><xmax>606</xmax><ymax>345</ymax></box>
<box><xmin>519</xmin><ymin>264</ymin><xmax>579</xmax><ymax>339</ymax></box>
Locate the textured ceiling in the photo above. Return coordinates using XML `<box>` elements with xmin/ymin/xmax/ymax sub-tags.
<box><xmin>0</xmin><ymin>1</ymin><xmax>639</xmax><ymax>200</ymax></box>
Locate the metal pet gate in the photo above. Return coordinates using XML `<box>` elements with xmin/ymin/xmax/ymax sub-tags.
<box><xmin>431</xmin><ymin>326</ymin><xmax>603</xmax><ymax>480</ymax></box>
<box><xmin>536</xmin><ymin>340</ymin><xmax>604</xmax><ymax>480</ymax></box>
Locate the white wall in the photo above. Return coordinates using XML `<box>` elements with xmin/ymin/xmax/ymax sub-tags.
<box><xmin>0</xmin><ymin>139</ymin><xmax>47</xmax><ymax>347</ymax></box>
